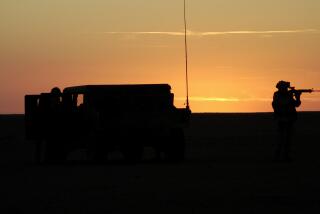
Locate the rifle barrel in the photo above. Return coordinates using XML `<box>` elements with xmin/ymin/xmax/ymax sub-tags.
<box><xmin>289</xmin><ymin>87</ymin><xmax>319</xmax><ymax>93</ymax></box>
<box><xmin>292</xmin><ymin>89</ymin><xmax>319</xmax><ymax>93</ymax></box>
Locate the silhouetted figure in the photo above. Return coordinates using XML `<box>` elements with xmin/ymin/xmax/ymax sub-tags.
<box><xmin>50</xmin><ymin>87</ymin><xmax>62</xmax><ymax>111</ymax></box>
<box><xmin>272</xmin><ymin>81</ymin><xmax>301</xmax><ymax>162</ymax></box>
<box><xmin>45</xmin><ymin>87</ymin><xmax>65</xmax><ymax>162</ymax></box>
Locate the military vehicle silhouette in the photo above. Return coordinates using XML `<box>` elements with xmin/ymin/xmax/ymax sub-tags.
<box><xmin>25</xmin><ymin>84</ymin><xmax>191</xmax><ymax>163</ymax></box>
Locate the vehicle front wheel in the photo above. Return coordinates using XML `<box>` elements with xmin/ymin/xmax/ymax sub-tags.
<box><xmin>122</xmin><ymin>144</ymin><xmax>143</xmax><ymax>163</ymax></box>
<box><xmin>165</xmin><ymin>129</ymin><xmax>186</xmax><ymax>162</ymax></box>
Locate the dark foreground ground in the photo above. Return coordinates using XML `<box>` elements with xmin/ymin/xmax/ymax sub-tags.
<box><xmin>1</xmin><ymin>113</ymin><xmax>320</xmax><ymax>213</ymax></box>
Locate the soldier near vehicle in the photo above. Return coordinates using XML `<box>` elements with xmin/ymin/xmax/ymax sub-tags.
<box><xmin>25</xmin><ymin>84</ymin><xmax>191</xmax><ymax>163</ymax></box>
<box><xmin>271</xmin><ymin>80</ymin><xmax>317</xmax><ymax>161</ymax></box>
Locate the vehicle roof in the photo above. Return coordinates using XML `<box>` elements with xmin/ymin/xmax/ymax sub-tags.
<box><xmin>63</xmin><ymin>84</ymin><xmax>172</xmax><ymax>94</ymax></box>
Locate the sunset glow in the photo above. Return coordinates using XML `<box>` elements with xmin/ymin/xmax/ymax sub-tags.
<box><xmin>1</xmin><ymin>0</ymin><xmax>320</xmax><ymax>113</ymax></box>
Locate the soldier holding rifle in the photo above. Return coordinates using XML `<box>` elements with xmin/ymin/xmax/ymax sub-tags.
<box><xmin>272</xmin><ymin>80</ymin><xmax>316</xmax><ymax>161</ymax></box>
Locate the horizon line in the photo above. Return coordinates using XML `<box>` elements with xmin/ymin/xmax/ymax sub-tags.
<box><xmin>176</xmin><ymin>96</ymin><xmax>320</xmax><ymax>102</ymax></box>
<box><xmin>3</xmin><ymin>111</ymin><xmax>320</xmax><ymax>115</ymax></box>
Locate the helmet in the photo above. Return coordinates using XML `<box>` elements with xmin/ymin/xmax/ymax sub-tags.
<box><xmin>276</xmin><ymin>80</ymin><xmax>290</xmax><ymax>89</ymax></box>
<box><xmin>51</xmin><ymin>87</ymin><xmax>62</xmax><ymax>95</ymax></box>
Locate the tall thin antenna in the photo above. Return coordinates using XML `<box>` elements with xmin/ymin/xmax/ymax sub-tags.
<box><xmin>184</xmin><ymin>0</ymin><xmax>190</xmax><ymax>109</ymax></box>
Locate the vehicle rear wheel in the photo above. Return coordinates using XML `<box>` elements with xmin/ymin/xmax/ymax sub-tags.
<box><xmin>43</xmin><ymin>139</ymin><xmax>67</xmax><ymax>164</ymax></box>
<box><xmin>87</xmin><ymin>142</ymin><xmax>109</xmax><ymax>163</ymax></box>
<box><xmin>34</xmin><ymin>140</ymin><xmax>44</xmax><ymax>164</ymax></box>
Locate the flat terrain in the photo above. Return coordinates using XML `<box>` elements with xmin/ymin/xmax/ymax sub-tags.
<box><xmin>1</xmin><ymin>113</ymin><xmax>320</xmax><ymax>213</ymax></box>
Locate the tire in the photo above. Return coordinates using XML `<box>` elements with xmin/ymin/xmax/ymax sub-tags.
<box><xmin>165</xmin><ymin>129</ymin><xmax>186</xmax><ymax>162</ymax></box>
<box><xmin>34</xmin><ymin>140</ymin><xmax>44</xmax><ymax>164</ymax></box>
<box><xmin>43</xmin><ymin>139</ymin><xmax>67</xmax><ymax>164</ymax></box>
<box><xmin>92</xmin><ymin>148</ymin><xmax>109</xmax><ymax>163</ymax></box>
<box><xmin>122</xmin><ymin>144</ymin><xmax>143</xmax><ymax>163</ymax></box>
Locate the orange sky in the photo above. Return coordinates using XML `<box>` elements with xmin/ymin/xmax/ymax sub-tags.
<box><xmin>1</xmin><ymin>0</ymin><xmax>320</xmax><ymax>113</ymax></box>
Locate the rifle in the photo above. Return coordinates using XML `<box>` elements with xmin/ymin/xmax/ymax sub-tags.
<box><xmin>289</xmin><ymin>87</ymin><xmax>319</xmax><ymax>94</ymax></box>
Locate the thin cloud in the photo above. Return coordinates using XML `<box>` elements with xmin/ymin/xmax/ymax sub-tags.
<box><xmin>101</xmin><ymin>29</ymin><xmax>318</xmax><ymax>37</ymax></box>
<box><xmin>104</xmin><ymin>31</ymin><xmax>185</xmax><ymax>36</ymax></box>
<box><xmin>199</xmin><ymin>29</ymin><xmax>317</xmax><ymax>36</ymax></box>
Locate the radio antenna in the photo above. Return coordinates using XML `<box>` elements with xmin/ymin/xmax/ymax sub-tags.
<box><xmin>184</xmin><ymin>0</ymin><xmax>190</xmax><ymax>109</ymax></box>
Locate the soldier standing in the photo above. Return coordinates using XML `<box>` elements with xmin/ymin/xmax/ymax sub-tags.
<box><xmin>46</xmin><ymin>87</ymin><xmax>64</xmax><ymax>162</ymax></box>
<box><xmin>272</xmin><ymin>81</ymin><xmax>301</xmax><ymax>161</ymax></box>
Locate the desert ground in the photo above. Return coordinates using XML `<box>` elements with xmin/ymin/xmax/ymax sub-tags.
<box><xmin>1</xmin><ymin>112</ymin><xmax>320</xmax><ymax>213</ymax></box>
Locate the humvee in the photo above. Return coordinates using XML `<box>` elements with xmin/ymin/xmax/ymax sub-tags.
<box><xmin>25</xmin><ymin>84</ymin><xmax>191</xmax><ymax>163</ymax></box>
